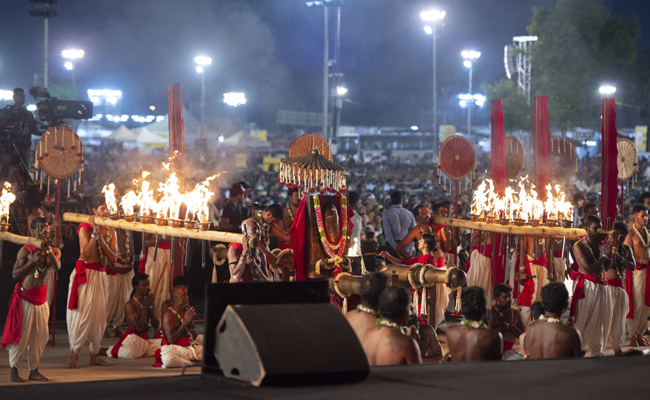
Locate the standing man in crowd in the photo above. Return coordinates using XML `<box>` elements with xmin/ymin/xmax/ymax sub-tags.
<box><xmin>382</xmin><ymin>191</ymin><xmax>416</xmax><ymax>258</ymax></box>
<box><xmin>0</xmin><ymin>87</ymin><xmax>39</xmax><ymax>182</ymax></box>
<box><xmin>607</xmin><ymin>223</ymin><xmax>634</xmax><ymax>355</ymax></box>
<box><xmin>624</xmin><ymin>204</ymin><xmax>650</xmax><ymax>347</ymax></box>
<box><xmin>220</xmin><ymin>182</ymin><xmax>248</xmax><ymax>232</ymax></box>
<box><xmin>27</xmin><ymin>192</ymin><xmax>61</xmax><ymax>306</ymax></box>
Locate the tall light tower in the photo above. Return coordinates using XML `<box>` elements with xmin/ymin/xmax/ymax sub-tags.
<box><xmin>29</xmin><ymin>0</ymin><xmax>59</xmax><ymax>87</ymax></box>
<box><xmin>461</xmin><ymin>50</ymin><xmax>480</xmax><ymax>140</ymax></box>
<box><xmin>421</xmin><ymin>9</ymin><xmax>445</xmax><ymax>156</ymax></box>
<box><xmin>513</xmin><ymin>36</ymin><xmax>537</xmax><ymax>104</ymax></box>
<box><xmin>195</xmin><ymin>55</ymin><xmax>212</xmax><ymax>140</ymax></box>
<box><xmin>306</xmin><ymin>0</ymin><xmax>333</xmax><ymax>142</ymax></box>
<box><xmin>62</xmin><ymin>49</ymin><xmax>84</xmax><ymax>98</ymax></box>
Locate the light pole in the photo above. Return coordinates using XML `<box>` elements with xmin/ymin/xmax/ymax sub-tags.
<box><xmin>195</xmin><ymin>56</ymin><xmax>212</xmax><ymax>140</ymax></box>
<box><xmin>307</xmin><ymin>1</ymin><xmax>331</xmax><ymax>142</ymax></box>
<box><xmin>461</xmin><ymin>50</ymin><xmax>480</xmax><ymax>140</ymax></box>
<box><xmin>29</xmin><ymin>1</ymin><xmax>58</xmax><ymax>87</ymax></box>
<box><xmin>421</xmin><ymin>9</ymin><xmax>445</xmax><ymax>157</ymax></box>
<box><xmin>62</xmin><ymin>49</ymin><xmax>84</xmax><ymax>98</ymax></box>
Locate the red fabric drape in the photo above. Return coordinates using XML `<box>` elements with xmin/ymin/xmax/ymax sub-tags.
<box><xmin>153</xmin><ymin>335</ymin><xmax>191</xmax><ymax>367</ymax></box>
<box><xmin>601</xmin><ymin>98</ymin><xmax>618</xmax><ymax>228</ymax></box>
<box><xmin>290</xmin><ymin>197</ymin><xmax>310</xmax><ymax>281</ymax></box>
<box><xmin>569</xmin><ymin>271</ymin><xmax>605</xmax><ymax>318</ymax></box>
<box><xmin>68</xmin><ymin>260</ymin><xmax>104</xmax><ymax>310</ymax></box>
<box><xmin>110</xmin><ymin>327</ymin><xmax>149</xmax><ymax>358</ymax></box>
<box><xmin>490</xmin><ymin>99</ymin><xmax>506</xmax><ymax>287</ymax></box>
<box><xmin>1</xmin><ymin>284</ymin><xmax>47</xmax><ymax>347</ymax></box>
<box><xmin>517</xmin><ymin>252</ymin><xmax>547</xmax><ymax>307</ymax></box>
<box><xmin>533</xmin><ymin>97</ymin><xmax>551</xmax><ymax>201</ymax></box>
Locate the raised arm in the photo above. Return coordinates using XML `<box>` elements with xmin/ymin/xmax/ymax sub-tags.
<box><xmin>396</xmin><ymin>227</ymin><xmax>418</xmax><ymax>260</ymax></box>
<box><xmin>573</xmin><ymin>241</ymin><xmax>610</xmax><ymax>275</ymax></box>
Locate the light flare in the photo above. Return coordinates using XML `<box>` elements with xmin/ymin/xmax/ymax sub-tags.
<box><xmin>0</xmin><ymin>182</ymin><xmax>16</xmax><ymax>223</ymax></box>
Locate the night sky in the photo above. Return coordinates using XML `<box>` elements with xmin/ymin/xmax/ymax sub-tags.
<box><xmin>1</xmin><ymin>0</ymin><xmax>648</xmax><ymax>129</ymax></box>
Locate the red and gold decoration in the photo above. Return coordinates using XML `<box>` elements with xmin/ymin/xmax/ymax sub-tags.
<box><xmin>504</xmin><ymin>136</ymin><xmax>524</xmax><ymax>180</ymax></box>
<box><xmin>35</xmin><ymin>126</ymin><xmax>84</xmax><ymax>199</ymax></box>
<box><xmin>436</xmin><ymin>134</ymin><xmax>476</xmax><ymax>216</ymax></box>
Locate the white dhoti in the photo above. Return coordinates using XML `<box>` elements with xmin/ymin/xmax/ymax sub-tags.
<box><xmin>607</xmin><ymin>284</ymin><xmax>629</xmax><ymax>352</ymax></box>
<box><xmin>553</xmin><ymin>257</ymin><xmax>567</xmax><ymax>283</ymax></box>
<box><xmin>7</xmin><ymin>300</ymin><xmax>50</xmax><ymax>370</ymax></box>
<box><xmin>520</xmin><ymin>256</ymin><xmax>549</xmax><ymax>324</ymax></box>
<box><xmin>626</xmin><ymin>268</ymin><xmax>649</xmax><ymax>338</ymax></box>
<box><xmin>106</xmin><ymin>265</ymin><xmax>134</xmax><ymax>329</ymax></box>
<box><xmin>66</xmin><ymin>266</ymin><xmax>108</xmax><ymax>354</ymax></box>
<box><xmin>467</xmin><ymin>248</ymin><xmax>492</xmax><ymax>305</ymax></box>
<box><xmin>575</xmin><ymin>280</ymin><xmax>610</xmax><ymax>357</ymax></box>
<box><xmin>107</xmin><ymin>332</ymin><xmax>161</xmax><ymax>359</ymax></box>
<box><xmin>431</xmin><ymin>266</ymin><xmax>449</xmax><ymax>328</ymax></box>
<box><xmin>444</xmin><ymin>252</ymin><xmax>456</xmax><ymax>268</ymax></box>
<box><xmin>144</xmin><ymin>247</ymin><xmax>172</xmax><ymax>319</ymax></box>
<box><xmin>161</xmin><ymin>337</ymin><xmax>203</xmax><ymax>368</ymax></box>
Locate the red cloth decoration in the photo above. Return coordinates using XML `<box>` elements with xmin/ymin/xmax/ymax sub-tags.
<box><xmin>403</xmin><ymin>254</ymin><xmax>438</xmax><ymax>267</ymax></box>
<box><xmin>606</xmin><ymin>278</ymin><xmax>624</xmax><ymax>289</ymax></box>
<box><xmin>152</xmin><ymin>335</ymin><xmax>191</xmax><ymax>368</ymax></box>
<box><xmin>290</xmin><ymin>197</ymin><xmax>309</xmax><ymax>281</ymax></box>
<box><xmin>533</xmin><ymin>97</ymin><xmax>551</xmax><ymax>201</ymax></box>
<box><xmin>465</xmin><ymin>245</ymin><xmax>492</xmax><ymax>274</ymax></box>
<box><xmin>110</xmin><ymin>327</ymin><xmax>149</xmax><ymax>358</ymax></box>
<box><xmin>1</xmin><ymin>284</ymin><xmax>47</xmax><ymax>347</ymax></box>
<box><xmin>68</xmin><ymin>260</ymin><xmax>104</xmax><ymax>310</ymax></box>
<box><xmin>625</xmin><ymin>263</ymin><xmax>649</xmax><ymax>319</ymax></box>
<box><xmin>228</xmin><ymin>242</ymin><xmax>243</xmax><ymax>253</ymax></box>
<box><xmin>138</xmin><ymin>242</ymin><xmax>172</xmax><ymax>274</ymax></box>
<box><xmin>490</xmin><ymin>99</ymin><xmax>506</xmax><ymax>288</ymax></box>
<box><xmin>569</xmin><ymin>271</ymin><xmax>605</xmax><ymax>318</ymax></box>
<box><xmin>503</xmin><ymin>340</ymin><xmax>514</xmax><ymax>352</ymax></box>
<box><xmin>601</xmin><ymin>98</ymin><xmax>618</xmax><ymax>227</ymax></box>
<box><xmin>24</xmin><ymin>245</ymin><xmax>38</xmax><ymax>253</ymax></box>
<box><xmin>518</xmin><ymin>252</ymin><xmax>547</xmax><ymax>307</ymax></box>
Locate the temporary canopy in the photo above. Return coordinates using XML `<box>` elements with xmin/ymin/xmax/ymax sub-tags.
<box><xmin>107</xmin><ymin>125</ymin><xmax>138</xmax><ymax>142</ymax></box>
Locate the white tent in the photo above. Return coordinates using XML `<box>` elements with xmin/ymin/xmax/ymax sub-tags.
<box><xmin>136</xmin><ymin>127</ymin><xmax>168</xmax><ymax>145</ymax></box>
<box><xmin>107</xmin><ymin>125</ymin><xmax>138</xmax><ymax>142</ymax></box>
<box><xmin>222</xmin><ymin>131</ymin><xmax>271</xmax><ymax>149</ymax></box>
<box><xmin>142</xmin><ymin>107</ymin><xmax>204</xmax><ymax>150</ymax></box>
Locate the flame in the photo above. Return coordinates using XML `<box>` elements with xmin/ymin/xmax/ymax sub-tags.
<box><xmin>347</xmin><ymin>237</ymin><xmax>360</xmax><ymax>257</ymax></box>
<box><xmin>184</xmin><ymin>175</ymin><xmax>219</xmax><ymax>223</ymax></box>
<box><xmin>102</xmin><ymin>183</ymin><xmax>119</xmax><ymax>214</ymax></box>
<box><xmin>120</xmin><ymin>191</ymin><xmax>139</xmax><ymax>216</ymax></box>
<box><xmin>0</xmin><ymin>182</ymin><xmax>16</xmax><ymax>223</ymax></box>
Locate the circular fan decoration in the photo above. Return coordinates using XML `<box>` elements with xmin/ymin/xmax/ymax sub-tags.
<box><xmin>438</xmin><ymin>135</ymin><xmax>475</xmax><ymax>180</ymax></box>
<box><xmin>36</xmin><ymin>126</ymin><xmax>84</xmax><ymax>179</ymax></box>
<box><xmin>504</xmin><ymin>136</ymin><xmax>524</xmax><ymax>179</ymax></box>
<box><xmin>288</xmin><ymin>133</ymin><xmax>332</xmax><ymax>161</ymax></box>
<box><xmin>550</xmin><ymin>137</ymin><xmax>577</xmax><ymax>181</ymax></box>
<box><xmin>617</xmin><ymin>138</ymin><xmax>637</xmax><ymax>181</ymax></box>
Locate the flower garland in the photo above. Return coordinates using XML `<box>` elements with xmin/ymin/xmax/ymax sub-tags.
<box><xmin>133</xmin><ymin>297</ymin><xmax>152</xmax><ymax>329</ymax></box>
<box><xmin>376</xmin><ymin>319</ymin><xmax>402</xmax><ymax>332</ymax></box>
<box><xmin>631</xmin><ymin>224</ymin><xmax>650</xmax><ymax>248</ymax></box>
<box><xmin>333</xmin><ymin>272</ymin><xmax>352</xmax><ymax>314</ymax></box>
<box><xmin>407</xmin><ymin>263</ymin><xmax>423</xmax><ymax>315</ymax></box>
<box><xmin>313</xmin><ymin>195</ymin><xmax>348</xmax><ymax>258</ymax></box>
<box><xmin>357</xmin><ymin>304</ymin><xmax>377</xmax><ymax>316</ymax></box>
<box><xmin>254</xmin><ymin>211</ymin><xmax>270</xmax><ymax>246</ymax></box>
<box><xmin>538</xmin><ymin>316</ymin><xmax>566</xmax><ymax>324</ymax></box>
<box><xmin>583</xmin><ymin>238</ymin><xmax>605</xmax><ymax>282</ymax></box>
<box><xmin>285</xmin><ymin>202</ymin><xmax>295</xmax><ymax>226</ymax></box>
<box><xmin>461</xmin><ymin>320</ymin><xmax>486</xmax><ymax>329</ymax></box>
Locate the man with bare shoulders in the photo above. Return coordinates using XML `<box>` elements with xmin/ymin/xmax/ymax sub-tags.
<box><xmin>518</xmin><ymin>235</ymin><xmax>549</xmax><ymax>324</ymax></box>
<box><xmin>624</xmin><ymin>204</ymin><xmax>650</xmax><ymax>347</ymax></box>
<box><xmin>607</xmin><ymin>223</ymin><xmax>635</xmax><ymax>355</ymax></box>
<box><xmin>154</xmin><ymin>286</ymin><xmax>203</xmax><ymax>368</ymax></box>
<box><xmin>525</xmin><ymin>283</ymin><xmax>583</xmax><ymax>359</ymax></box>
<box><xmin>1</xmin><ymin>218</ymin><xmax>61</xmax><ymax>382</ymax></box>
<box><xmin>107</xmin><ymin>273</ymin><xmax>161</xmax><ymax>359</ymax></box>
<box><xmin>140</xmin><ymin>232</ymin><xmax>172</xmax><ymax>319</ymax></box>
<box><xmin>488</xmin><ymin>284</ymin><xmax>525</xmax><ymax>357</ymax></box>
<box><xmin>67</xmin><ymin>198</ymin><xmax>117</xmax><ymax>368</ymax></box>
<box><xmin>447</xmin><ymin>286</ymin><xmax>503</xmax><ymax>362</ymax></box>
<box><xmin>362</xmin><ymin>286</ymin><xmax>422</xmax><ymax>365</ymax></box>
<box><xmin>577</xmin><ymin>203</ymin><xmax>599</xmax><ymax>229</ymax></box>
<box><xmin>346</xmin><ymin>272</ymin><xmax>388</xmax><ymax>343</ymax></box>
<box><xmin>405</xmin><ymin>312</ymin><xmax>444</xmax><ymax>362</ymax></box>
<box><xmin>251</xmin><ymin>204</ymin><xmax>293</xmax><ymax>274</ymax></box>
<box><xmin>571</xmin><ymin>215</ymin><xmax>611</xmax><ymax>357</ymax></box>
<box><xmin>228</xmin><ymin>219</ymin><xmax>269</xmax><ymax>283</ymax></box>
<box><xmin>27</xmin><ymin>193</ymin><xmax>61</xmax><ymax>307</ymax></box>
<box><xmin>396</xmin><ymin>205</ymin><xmax>434</xmax><ymax>259</ymax></box>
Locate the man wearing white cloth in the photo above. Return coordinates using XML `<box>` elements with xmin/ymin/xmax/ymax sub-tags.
<box><xmin>571</xmin><ymin>215</ymin><xmax>611</xmax><ymax>357</ymax></box>
<box><xmin>466</xmin><ymin>230</ymin><xmax>493</xmax><ymax>305</ymax></box>
<box><xmin>2</xmin><ymin>218</ymin><xmax>61</xmax><ymax>382</ymax></box>
<box><xmin>606</xmin><ymin>223</ymin><xmax>635</xmax><ymax>355</ymax></box>
<box><xmin>105</xmin><ymin>228</ymin><xmax>134</xmax><ymax>338</ymax></box>
<box><xmin>107</xmin><ymin>273</ymin><xmax>161</xmax><ymax>359</ymax></box>
<box><xmin>624</xmin><ymin>205</ymin><xmax>650</xmax><ymax>347</ymax></box>
<box><xmin>140</xmin><ymin>233</ymin><xmax>172</xmax><ymax>319</ymax></box>
<box><xmin>153</xmin><ymin>286</ymin><xmax>203</xmax><ymax>368</ymax></box>
<box><xmin>67</xmin><ymin>201</ymin><xmax>116</xmax><ymax>368</ymax></box>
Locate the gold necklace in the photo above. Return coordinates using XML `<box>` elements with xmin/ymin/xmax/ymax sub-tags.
<box><xmin>133</xmin><ymin>297</ymin><xmax>151</xmax><ymax>329</ymax></box>
<box><xmin>168</xmin><ymin>307</ymin><xmax>194</xmax><ymax>345</ymax></box>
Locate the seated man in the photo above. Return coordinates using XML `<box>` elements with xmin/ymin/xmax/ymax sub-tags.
<box><xmin>488</xmin><ymin>283</ymin><xmax>525</xmax><ymax>358</ymax></box>
<box><xmin>227</xmin><ymin>219</ymin><xmax>269</xmax><ymax>283</ymax></box>
<box><xmin>525</xmin><ymin>282</ymin><xmax>583</xmax><ymax>359</ymax></box>
<box><xmin>447</xmin><ymin>286</ymin><xmax>503</xmax><ymax>362</ymax></box>
<box><xmin>346</xmin><ymin>272</ymin><xmax>389</xmax><ymax>343</ymax></box>
<box><xmin>161</xmin><ymin>275</ymin><xmax>190</xmax><ymax>312</ymax></box>
<box><xmin>107</xmin><ymin>273</ymin><xmax>161</xmax><ymax>359</ymax></box>
<box><xmin>153</xmin><ymin>286</ymin><xmax>203</xmax><ymax>368</ymax></box>
<box><xmin>362</xmin><ymin>286</ymin><xmax>422</xmax><ymax>365</ymax></box>
<box><xmin>405</xmin><ymin>313</ymin><xmax>444</xmax><ymax>362</ymax></box>
<box><xmin>519</xmin><ymin>301</ymin><xmax>544</xmax><ymax>358</ymax></box>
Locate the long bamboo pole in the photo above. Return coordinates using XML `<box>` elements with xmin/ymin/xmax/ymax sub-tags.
<box><xmin>63</xmin><ymin>213</ymin><xmax>243</xmax><ymax>243</ymax></box>
<box><xmin>0</xmin><ymin>232</ymin><xmax>46</xmax><ymax>249</ymax></box>
<box><xmin>431</xmin><ymin>215</ymin><xmax>587</xmax><ymax>237</ymax></box>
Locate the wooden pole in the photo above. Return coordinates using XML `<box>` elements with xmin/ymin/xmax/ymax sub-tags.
<box><xmin>0</xmin><ymin>232</ymin><xmax>46</xmax><ymax>249</ymax></box>
<box><xmin>431</xmin><ymin>215</ymin><xmax>587</xmax><ymax>238</ymax></box>
<box><xmin>168</xmin><ymin>83</ymin><xmax>187</xmax><ymax>278</ymax></box>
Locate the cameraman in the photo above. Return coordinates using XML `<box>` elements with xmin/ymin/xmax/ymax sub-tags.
<box><xmin>0</xmin><ymin>88</ymin><xmax>39</xmax><ymax>179</ymax></box>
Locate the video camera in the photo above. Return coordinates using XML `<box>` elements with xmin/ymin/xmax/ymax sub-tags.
<box><xmin>29</xmin><ymin>86</ymin><xmax>93</xmax><ymax>127</ymax></box>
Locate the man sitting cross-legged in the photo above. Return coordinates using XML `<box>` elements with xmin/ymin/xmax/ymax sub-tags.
<box><xmin>488</xmin><ymin>283</ymin><xmax>525</xmax><ymax>358</ymax></box>
<box><xmin>447</xmin><ymin>286</ymin><xmax>503</xmax><ymax>362</ymax></box>
<box><xmin>346</xmin><ymin>272</ymin><xmax>389</xmax><ymax>343</ymax></box>
<box><xmin>153</xmin><ymin>286</ymin><xmax>203</xmax><ymax>368</ymax></box>
<box><xmin>362</xmin><ymin>286</ymin><xmax>422</xmax><ymax>366</ymax></box>
<box><xmin>524</xmin><ymin>282</ymin><xmax>583</xmax><ymax>359</ymax></box>
<box><xmin>107</xmin><ymin>273</ymin><xmax>161</xmax><ymax>359</ymax></box>
<box><xmin>519</xmin><ymin>301</ymin><xmax>544</xmax><ymax>358</ymax></box>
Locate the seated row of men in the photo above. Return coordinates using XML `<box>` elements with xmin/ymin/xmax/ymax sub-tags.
<box><xmin>346</xmin><ymin>272</ymin><xmax>585</xmax><ymax>365</ymax></box>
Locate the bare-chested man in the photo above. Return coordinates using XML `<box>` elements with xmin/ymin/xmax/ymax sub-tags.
<box><xmin>1</xmin><ymin>218</ymin><xmax>61</xmax><ymax>382</ymax></box>
<box><xmin>251</xmin><ymin>204</ymin><xmax>293</xmax><ymax>274</ymax></box>
<box><xmin>405</xmin><ymin>312</ymin><xmax>444</xmax><ymax>362</ymax></box>
<box><xmin>518</xmin><ymin>235</ymin><xmax>549</xmax><ymax>323</ymax></box>
<box><xmin>346</xmin><ymin>272</ymin><xmax>388</xmax><ymax>343</ymax></box>
<box><xmin>277</xmin><ymin>187</ymin><xmax>301</xmax><ymax>250</ymax></box>
<box><xmin>606</xmin><ymin>223</ymin><xmax>635</xmax><ymax>355</ymax></box>
<box><xmin>362</xmin><ymin>286</ymin><xmax>422</xmax><ymax>365</ymax></box>
<box><xmin>107</xmin><ymin>273</ymin><xmax>161</xmax><ymax>359</ymax></box>
<box><xmin>154</xmin><ymin>286</ymin><xmax>203</xmax><ymax>368</ymax></box>
<box><xmin>447</xmin><ymin>286</ymin><xmax>503</xmax><ymax>362</ymax></box>
<box><xmin>571</xmin><ymin>215</ymin><xmax>611</xmax><ymax>357</ymax></box>
<box><xmin>396</xmin><ymin>205</ymin><xmax>436</xmax><ymax>260</ymax></box>
<box><xmin>228</xmin><ymin>219</ymin><xmax>269</xmax><ymax>283</ymax></box>
<box><xmin>624</xmin><ymin>205</ymin><xmax>650</xmax><ymax>347</ymax></box>
<box><xmin>67</xmin><ymin>199</ymin><xmax>117</xmax><ymax>368</ymax></box>
<box><xmin>525</xmin><ymin>282</ymin><xmax>583</xmax><ymax>359</ymax></box>
<box><xmin>577</xmin><ymin>203</ymin><xmax>599</xmax><ymax>229</ymax></box>
<box><xmin>488</xmin><ymin>284</ymin><xmax>525</xmax><ymax>356</ymax></box>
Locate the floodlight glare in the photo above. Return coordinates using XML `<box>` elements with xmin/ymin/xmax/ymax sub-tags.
<box><xmin>64</xmin><ymin>61</ymin><xmax>73</xmax><ymax>70</ymax></box>
<box><xmin>464</xmin><ymin>60</ymin><xmax>472</xmax><ymax>68</ymax></box>
<box><xmin>423</xmin><ymin>25</ymin><xmax>433</xmax><ymax>35</ymax></box>
<box><xmin>194</xmin><ymin>56</ymin><xmax>212</xmax><ymax>66</ymax></box>
<box><xmin>223</xmin><ymin>92</ymin><xmax>247</xmax><ymax>107</ymax></box>
<box><xmin>599</xmin><ymin>85</ymin><xmax>616</xmax><ymax>95</ymax></box>
<box><xmin>62</xmin><ymin>49</ymin><xmax>84</xmax><ymax>59</ymax></box>
<box><xmin>461</xmin><ymin>50</ymin><xmax>481</xmax><ymax>60</ymax></box>
<box><xmin>336</xmin><ymin>86</ymin><xmax>348</xmax><ymax>96</ymax></box>
<box><xmin>420</xmin><ymin>10</ymin><xmax>445</xmax><ymax>22</ymax></box>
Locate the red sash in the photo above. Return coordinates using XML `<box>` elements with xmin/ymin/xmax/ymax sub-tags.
<box><xmin>229</xmin><ymin>242</ymin><xmax>243</xmax><ymax>253</ymax></box>
<box><xmin>68</xmin><ymin>259</ymin><xmax>105</xmax><ymax>310</ymax></box>
<box><xmin>503</xmin><ymin>340</ymin><xmax>515</xmax><ymax>352</ymax></box>
<box><xmin>152</xmin><ymin>335</ymin><xmax>192</xmax><ymax>368</ymax></box>
<box><xmin>569</xmin><ymin>271</ymin><xmax>605</xmax><ymax>318</ymax></box>
<box><xmin>24</xmin><ymin>245</ymin><xmax>38</xmax><ymax>253</ymax></box>
<box><xmin>138</xmin><ymin>242</ymin><xmax>171</xmax><ymax>274</ymax></box>
<box><xmin>606</xmin><ymin>278</ymin><xmax>624</xmax><ymax>289</ymax></box>
<box><xmin>1</xmin><ymin>283</ymin><xmax>47</xmax><ymax>348</ymax></box>
<box><xmin>110</xmin><ymin>327</ymin><xmax>149</xmax><ymax>358</ymax></box>
<box><xmin>625</xmin><ymin>263</ymin><xmax>649</xmax><ymax>319</ymax></box>
<box><xmin>404</xmin><ymin>253</ymin><xmax>438</xmax><ymax>267</ymax></box>
<box><xmin>465</xmin><ymin>245</ymin><xmax>492</xmax><ymax>274</ymax></box>
<box><xmin>518</xmin><ymin>253</ymin><xmax>547</xmax><ymax>307</ymax></box>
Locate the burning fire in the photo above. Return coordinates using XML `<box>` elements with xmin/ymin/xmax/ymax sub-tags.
<box><xmin>347</xmin><ymin>237</ymin><xmax>361</xmax><ymax>257</ymax></box>
<box><xmin>102</xmin><ymin>183</ymin><xmax>119</xmax><ymax>214</ymax></box>
<box><xmin>0</xmin><ymin>182</ymin><xmax>16</xmax><ymax>223</ymax></box>
<box><xmin>471</xmin><ymin>176</ymin><xmax>573</xmax><ymax>221</ymax></box>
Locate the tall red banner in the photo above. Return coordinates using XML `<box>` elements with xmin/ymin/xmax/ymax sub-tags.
<box><xmin>533</xmin><ymin>97</ymin><xmax>551</xmax><ymax>200</ymax></box>
<box><xmin>601</xmin><ymin>98</ymin><xmax>618</xmax><ymax>228</ymax></box>
<box><xmin>490</xmin><ymin>99</ymin><xmax>506</xmax><ymax>286</ymax></box>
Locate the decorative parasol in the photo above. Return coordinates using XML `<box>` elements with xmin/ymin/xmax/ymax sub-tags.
<box><xmin>279</xmin><ymin>134</ymin><xmax>346</xmax><ymax>194</ymax></box>
<box><xmin>35</xmin><ymin>126</ymin><xmax>84</xmax><ymax>197</ymax></box>
<box><xmin>617</xmin><ymin>138</ymin><xmax>637</xmax><ymax>181</ymax></box>
<box><xmin>550</xmin><ymin>137</ymin><xmax>577</xmax><ymax>181</ymax></box>
<box><xmin>438</xmin><ymin>135</ymin><xmax>475</xmax><ymax>180</ymax></box>
<box><xmin>504</xmin><ymin>136</ymin><xmax>524</xmax><ymax>180</ymax></box>
<box><xmin>288</xmin><ymin>133</ymin><xmax>332</xmax><ymax>161</ymax></box>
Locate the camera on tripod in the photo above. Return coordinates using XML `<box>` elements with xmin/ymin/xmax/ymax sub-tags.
<box><xmin>30</xmin><ymin>86</ymin><xmax>93</xmax><ymax>127</ymax></box>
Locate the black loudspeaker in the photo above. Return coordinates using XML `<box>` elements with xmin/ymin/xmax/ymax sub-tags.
<box><xmin>216</xmin><ymin>303</ymin><xmax>370</xmax><ymax>386</ymax></box>
<box><xmin>202</xmin><ymin>281</ymin><xmax>330</xmax><ymax>376</ymax></box>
